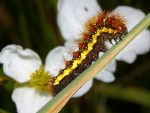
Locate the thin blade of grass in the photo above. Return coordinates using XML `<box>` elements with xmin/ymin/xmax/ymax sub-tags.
<box><xmin>37</xmin><ymin>13</ymin><xmax>150</xmax><ymax>113</ymax></box>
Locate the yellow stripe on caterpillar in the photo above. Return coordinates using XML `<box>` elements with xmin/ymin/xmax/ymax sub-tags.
<box><xmin>53</xmin><ymin>27</ymin><xmax>120</xmax><ymax>85</ymax></box>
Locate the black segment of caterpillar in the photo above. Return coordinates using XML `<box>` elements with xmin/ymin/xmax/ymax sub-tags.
<box><xmin>50</xmin><ymin>11</ymin><xmax>128</xmax><ymax>96</ymax></box>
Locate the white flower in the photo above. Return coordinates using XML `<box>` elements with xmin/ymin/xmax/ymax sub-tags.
<box><xmin>57</xmin><ymin>0</ymin><xmax>150</xmax><ymax>81</ymax></box>
<box><xmin>0</xmin><ymin>45</ymin><xmax>52</xmax><ymax>113</ymax></box>
<box><xmin>0</xmin><ymin>44</ymin><xmax>95</xmax><ymax>112</ymax></box>
<box><xmin>0</xmin><ymin>45</ymin><xmax>41</xmax><ymax>83</ymax></box>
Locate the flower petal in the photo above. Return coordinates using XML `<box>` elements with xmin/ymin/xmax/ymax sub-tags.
<box><xmin>45</xmin><ymin>46</ymin><xmax>71</xmax><ymax>76</ymax></box>
<box><xmin>99</xmin><ymin>53</ymin><xmax>116</xmax><ymax>72</ymax></box>
<box><xmin>95</xmin><ymin>70</ymin><xmax>115</xmax><ymax>83</ymax></box>
<box><xmin>12</xmin><ymin>87</ymin><xmax>52</xmax><ymax>113</ymax></box>
<box><xmin>64</xmin><ymin>40</ymin><xmax>79</xmax><ymax>52</ymax></box>
<box><xmin>114</xmin><ymin>6</ymin><xmax>150</xmax><ymax>63</ymax></box>
<box><xmin>117</xmin><ymin>50</ymin><xmax>137</xmax><ymax>64</ymax></box>
<box><xmin>72</xmin><ymin>79</ymin><xmax>93</xmax><ymax>98</ymax></box>
<box><xmin>0</xmin><ymin>45</ymin><xmax>42</xmax><ymax>82</ymax></box>
<box><xmin>131</xmin><ymin>30</ymin><xmax>150</xmax><ymax>55</ymax></box>
<box><xmin>57</xmin><ymin>0</ymin><xmax>101</xmax><ymax>40</ymax></box>
<box><xmin>94</xmin><ymin>60</ymin><xmax>116</xmax><ymax>82</ymax></box>
<box><xmin>105</xmin><ymin>60</ymin><xmax>116</xmax><ymax>72</ymax></box>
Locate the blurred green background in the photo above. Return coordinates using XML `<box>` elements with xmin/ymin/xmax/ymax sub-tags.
<box><xmin>0</xmin><ymin>0</ymin><xmax>150</xmax><ymax>113</ymax></box>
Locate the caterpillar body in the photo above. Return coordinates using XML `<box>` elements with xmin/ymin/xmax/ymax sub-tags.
<box><xmin>50</xmin><ymin>11</ymin><xmax>128</xmax><ymax>96</ymax></box>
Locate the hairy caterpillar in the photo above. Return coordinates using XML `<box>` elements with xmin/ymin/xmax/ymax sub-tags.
<box><xmin>50</xmin><ymin>11</ymin><xmax>128</xmax><ymax>96</ymax></box>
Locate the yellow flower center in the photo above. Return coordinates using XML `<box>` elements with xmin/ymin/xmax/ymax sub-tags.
<box><xmin>29</xmin><ymin>65</ymin><xmax>53</xmax><ymax>94</ymax></box>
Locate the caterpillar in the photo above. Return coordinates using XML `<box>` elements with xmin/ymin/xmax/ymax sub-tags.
<box><xmin>50</xmin><ymin>11</ymin><xmax>128</xmax><ymax>96</ymax></box>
